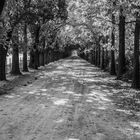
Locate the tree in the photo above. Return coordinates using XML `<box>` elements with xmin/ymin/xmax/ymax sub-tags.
<box><xmin>0</xmin><ymin>0</ymin><xmax>5</xmax><ymax>15</ymax></box>
<box><xmin>101</xmin><ymin>46</ymin><xmax>105</xmax><ymax>69</ymax></box>
<box><xmin>130</xmin><ymin>0</ymin><xmax>140</xmax><ymax>89</ymax></box>
<box><xmin>117</xmin><ymin>6</ymin><xmax>126</xmax><ymax>79</ymax></box>
<box><xmin>132</xmin><ymin>14</ymin><xmax>140</xmax><ymax>89</ymax></box>
<box><xmin>0</xmin><ymin>0</ymin><xmax>8</xmax><ymax>81</ymax></box>
<box><xmin>23</xmin><ymin>23</ymin><xmax>29</xmax><ymax>72</ymax></box>
<box><xmin>110</xmin><ymin>13</ymin><xmax>116</xmax><ymax>75</ymax></box>
<box><xmin>11</xmin><ymin>43</ymin><xmax>21</xmax><ymax>75</ymax></box>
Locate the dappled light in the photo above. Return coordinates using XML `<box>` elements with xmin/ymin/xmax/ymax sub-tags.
<box><xmin>0</xmin><ymin>0</ymin><xmax>140</xmax><ymax>139</ymax></box>
<box><xmin>0</xmin><ymin>57</ymin><xmax>140</xmax><ymax>139</ymax></box>
<box><xmin>65</xmin><ymin>138</ymin><xmax>79</xmax><ymax>140</ymax></box>
<box><xmin>53</xmin><ymin>98</ymin><xmax>69</xmax><ymax>106</ymax></box>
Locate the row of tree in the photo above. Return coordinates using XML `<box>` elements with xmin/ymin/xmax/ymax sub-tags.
<box><xmin>65</xmin><ymin>0</ymin><xmax>140</xmax><ymax>89</ymax></box>
<box><xmin>0</xmin><ymin>0</ymin><xmax>68</xmax><ymax>80</ymax></box>
<box><xmin>0</xmin><ymin>0</ymin><xmax>140</xmax><ymax>90</ymax></box>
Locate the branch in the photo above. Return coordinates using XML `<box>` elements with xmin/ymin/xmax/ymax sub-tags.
<box><xmin>66</xmin><ymin>21</ymin><xmax>99</xmax><ymax>41</ymax></box>
<box><xmin>125</xmin><ymin>20</ymin><xmax>136</xmax><ymax>24</ymax></box>
<box><xmin>11</xmin><ymin>11</ymin><xmax>38</xmax><ymax>30</ymax></box>
<box><xmin>87</xmin><ymin>15</ymin><xmax>119</xmax><ymax>25</ymax></box>
<box><xmin>95</xmin><ymin>16</ymin><xmax>119</xmax><ymax>25</ymax></box>
<box><xmin>96</xmin><ymin>16</ymin><xmax>138</xmax><ymax>25</ymax></box>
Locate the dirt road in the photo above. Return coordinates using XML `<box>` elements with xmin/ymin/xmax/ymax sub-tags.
<box><xmin>0</xmin><ymin>57</ymin><xmax>140</xmax><ymax>140</ymax></box>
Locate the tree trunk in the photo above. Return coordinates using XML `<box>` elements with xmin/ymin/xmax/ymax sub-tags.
<box><xmin>34</xmin><ymin>48</ymin><xmax>39</xmax><ymax>69</ymax></box>
<box><xmin>29</xmin><ymin>49</ymin><xmax>34</xmax><ymax>68</ymax></box>
<box><xmin>132</xmin><ymin>16</ymin><xmax>140</xmax><ymax>89</ymax></box>
<box><xmin>0</xmin><ymin>0</ymin><xmax>5</xmax><ymax>15</ymax></box>
<box><xmin>101</xmin><ymin>47</ymin><xmax>105</xmax><ymax>70</ymax></box>
<box><xmin>40</xmin><ymin>37</ymin><xmax>45</xmax><ymax>66</ymax></box>
<box><xmin>91</xmin><ymin>48</ymin><xmax>94</xmax><ymax>65</ymax></box>
<box><xmin>36</xmin><ymin>26</ymin><xmax>40</xmax><ymax>67</ymax></box>
<box><xmin>117</xmin><ymin>7</ymin><xmax>126</xmax><ymax>79</ymax></box>
<box><xmin>47</xmin><ymin>51</ymin><xmax>51</xmax><ymax>63</ymax></box>
<box><xmin>23</xmin><ymin>50</ymin><xmax>28</xmax><ymax>72</ymax></box>
<box><xmin>90</xmin><ymin>50</ymin><xmax>94</xmax><ymax>64</ymax></box>
<box><xmin>0</xmin><ymin>0</ymin><xmax>6</xmax><ymax>80</ymax></box>
<box><xmin>39</xmin><ymin>51</ymin><xmax>44</xmax><ymax>66</ymax></box>
<box><xmin>23</xmin><ymin>23</ymin><xmax>28</xmax><ymax>72</ymax></box>
<box><xmin>104</xmin><ymin>49</ymin><xmax>109</xmax><ymax>71</ymax></box>
<box><xmin>44</xmin><ymin>48</ymin><xmax>48</xmax><ymax>65</ymax></box>
<box><xmin>110</xmin><ymin>50</ymin><xmax>116</xmax><ymax>75</ymax></box>
<box><xmin>37</xmin><ymin>51</ymin><xmax>40</xmax><ymax>67</ymax></box>
<box><xmin>97</xmin><ymin>45</ymin><xmax>101</xmax><ymax>67</ymax></box>
<box><xmin>29</xmin><ymin>46</ymin><xmax>39</xmax><ymax>69</ymax></box>
<box><xmin>86</xmin><ymin>52</ymin><xmax>89</xmax><ymax>62</ymax></box>
<box><xmin>93</xmin><ymin>47</ymin><xmax>96</xmax><ymax>65</ymax></box>
<box><xmin>11</xmin><ymin>43</ymin><xmax>21</xmax><ymax>75</ymax></box>
<box><xmin>0</xmin><ymin>45</ymin><xmax>7</xmax><ymax>81</ymax></box>
<box><xmin>110</xmin><ymin>14</ymin><xmax>116</xmax><ymax>75</ymax></box>
<box><xmin>95</xmin><ymin>46</ymin><xmax>98</xmax><ymax>66</ymax></box>
<box><xmin>51</xmin><ymin>50</ymin><xmax>54</xmax><ymax>62</ymax></box>
<box><xmin>89</xmin><ymin>52</ymin><xmax>92</xmax><ymax>64</ymax></box>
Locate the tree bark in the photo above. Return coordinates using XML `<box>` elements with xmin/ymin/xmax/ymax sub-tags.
<box><xmin>44</xmin><ymin>48</ymin><xmax>48</xmax><ymax>65</ymax></box>
<box><xmin>104</xmin><ymin>49</ymin><xmax>109</xmax><ymax>71</ymax></box>
<box><xmin>35</xmin><ymin>26</ymin><xmax>40</xmax><ymax>67</ymax></box>
<box><xmin>47</xmin><ymin>50</ymin><xmax>51</xmax><ymax>63</ymax></box>
<box><xmin>39</xmin><ymin>36</ymin><xmax>45</xmax><ymax>66</ymax></box>
<box><xmin>110</xmin><ymin>14</ymin><xmax>116</xmax><ymax>75</ymax></box>
<box><xmin>86</xmin><ymin>52</ymin><xmax>89</xmax><ymax>62</ymax></box>
<box><xmin>97</xmin><ymin>44</ymin><xmax>101</xmax><ymax>67</ymax></box>
<box><xmin>0</xmin><ymin>45</ymin><xmax>7</xmax><ymax>80</ymax></box>
<box><xmin>0</xmin><ymin>0</ymin><xmax>5</xmax><ymax>15</ymax></box>
<box><xmin>11</xmin><ymin>43</ymin><xmax>21</xmax><ymax>75</ymax></box>
<box><xmin>132</xmin><ymin>16</ymin><xmax>140</xmax><ymax>89</ymax></box>
<box><xmin>90</xmin><ymin>50</ymin><xmax>94</xmax><ymax>64</ymax></box>
<box><xmin>110</xmin><ymin>50</ymin><xmax>116</xmax><ymax>74</ymax></box>
<box><xmin>23</xmin><ymin>23</ymin><xmax>28</xmax><ymax>72</ymax></box>
<box><xmin>91</xmin><ymin>48</ymin><xmax>94</xmax><ymax>65</ymax></box>
<box><xmin>34</xmin><ymin>46</ymin><xmax>39</xmax><ymax>69</ymax></box>
<box><xmin>39</xmin><ymin>50</ymin><xmax>44</xmax><ymax>66</ymax></box>
<box><xmin>29</xmin><ymin>49</ymin><xmax>34</xmax><ymax>68</ymax></box>
<box><xmin>117</xmin><ymin>7</ymin><xmax>126</xmax><ymax>79</ymax></box>
<box><xmin>0</xmin><ymin>0</ymin><xmax>7</xmax><ymax>80</ymax></box>
<box><xmin>93</xmin><ymin>47</ymin><xmax>96</xmax><ymax>65</ymax></box>
<box><xmin>95</xmin><ymin>46</ymin><xmax>98</xmax><ymax>66</ymax></box>
<box><xmin>101</xmin><ymin>47</ymin><xmax>105</xmax><ymax>70</ymax></box>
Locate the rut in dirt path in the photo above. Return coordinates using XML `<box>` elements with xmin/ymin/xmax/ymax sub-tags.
<box><xmin>0</xmin><ymin>56</ymin><xmax>140</xmax><ymax>140</ymax></box>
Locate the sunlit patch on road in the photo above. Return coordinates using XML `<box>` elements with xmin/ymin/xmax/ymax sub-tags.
<box><xmin>63</xmin><ymin>91</ymin><xmax>75</xmax><ymax>95</ymax></box>
<box><xmin>53</xmin><ymin>98</ymin><xmax>69</xmax><ymax>106</ymax></box>
<box><xmin>55</xmin><ymin>119</ymin><xmax>64</xmax><ymax>123</ymax></box>
<box><xmin>40</xmin><ymin>89</ymin><xmax>47</xmax><ymax>92</ymax></box>
<box><xmin>41</xmin><ymin>93</ymin><xmax>47</xmax><ymax>96</ymax></box>
<box><xmin>86</xmin><ymin>99</ymin><xmax>93</xmax><ymax>103</ymax></box>
<box><xmin>4</xmin><ymin>95</ymin><xmax>14</xmax><ymax>98</ymax></box>
<box><xmin>97</xmin><ymin>106</ymin><xmax>107</xmax><ymax>110</ymax></box>
<box><xmin>65</xmin><ymin>138</ymin><xmax>79</xmax><ymax>140</ymax></box>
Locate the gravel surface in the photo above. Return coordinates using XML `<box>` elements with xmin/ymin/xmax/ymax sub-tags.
<box><xmin>0</xmin><ymin>57</ymin><xmax>140</xmax><ymax>140</ymax></box>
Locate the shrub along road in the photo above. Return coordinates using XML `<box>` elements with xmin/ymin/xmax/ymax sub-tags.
<box><xmin>0</xmin><ymin>56</ymin><xmax>140</xmax><ymax>140</ymax></box>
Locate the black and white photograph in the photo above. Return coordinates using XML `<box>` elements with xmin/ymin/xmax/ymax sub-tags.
<box><xmin>0</xmin><ymin>0</ymin><xmax>140</xmax><ymax>139</ymax></box>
